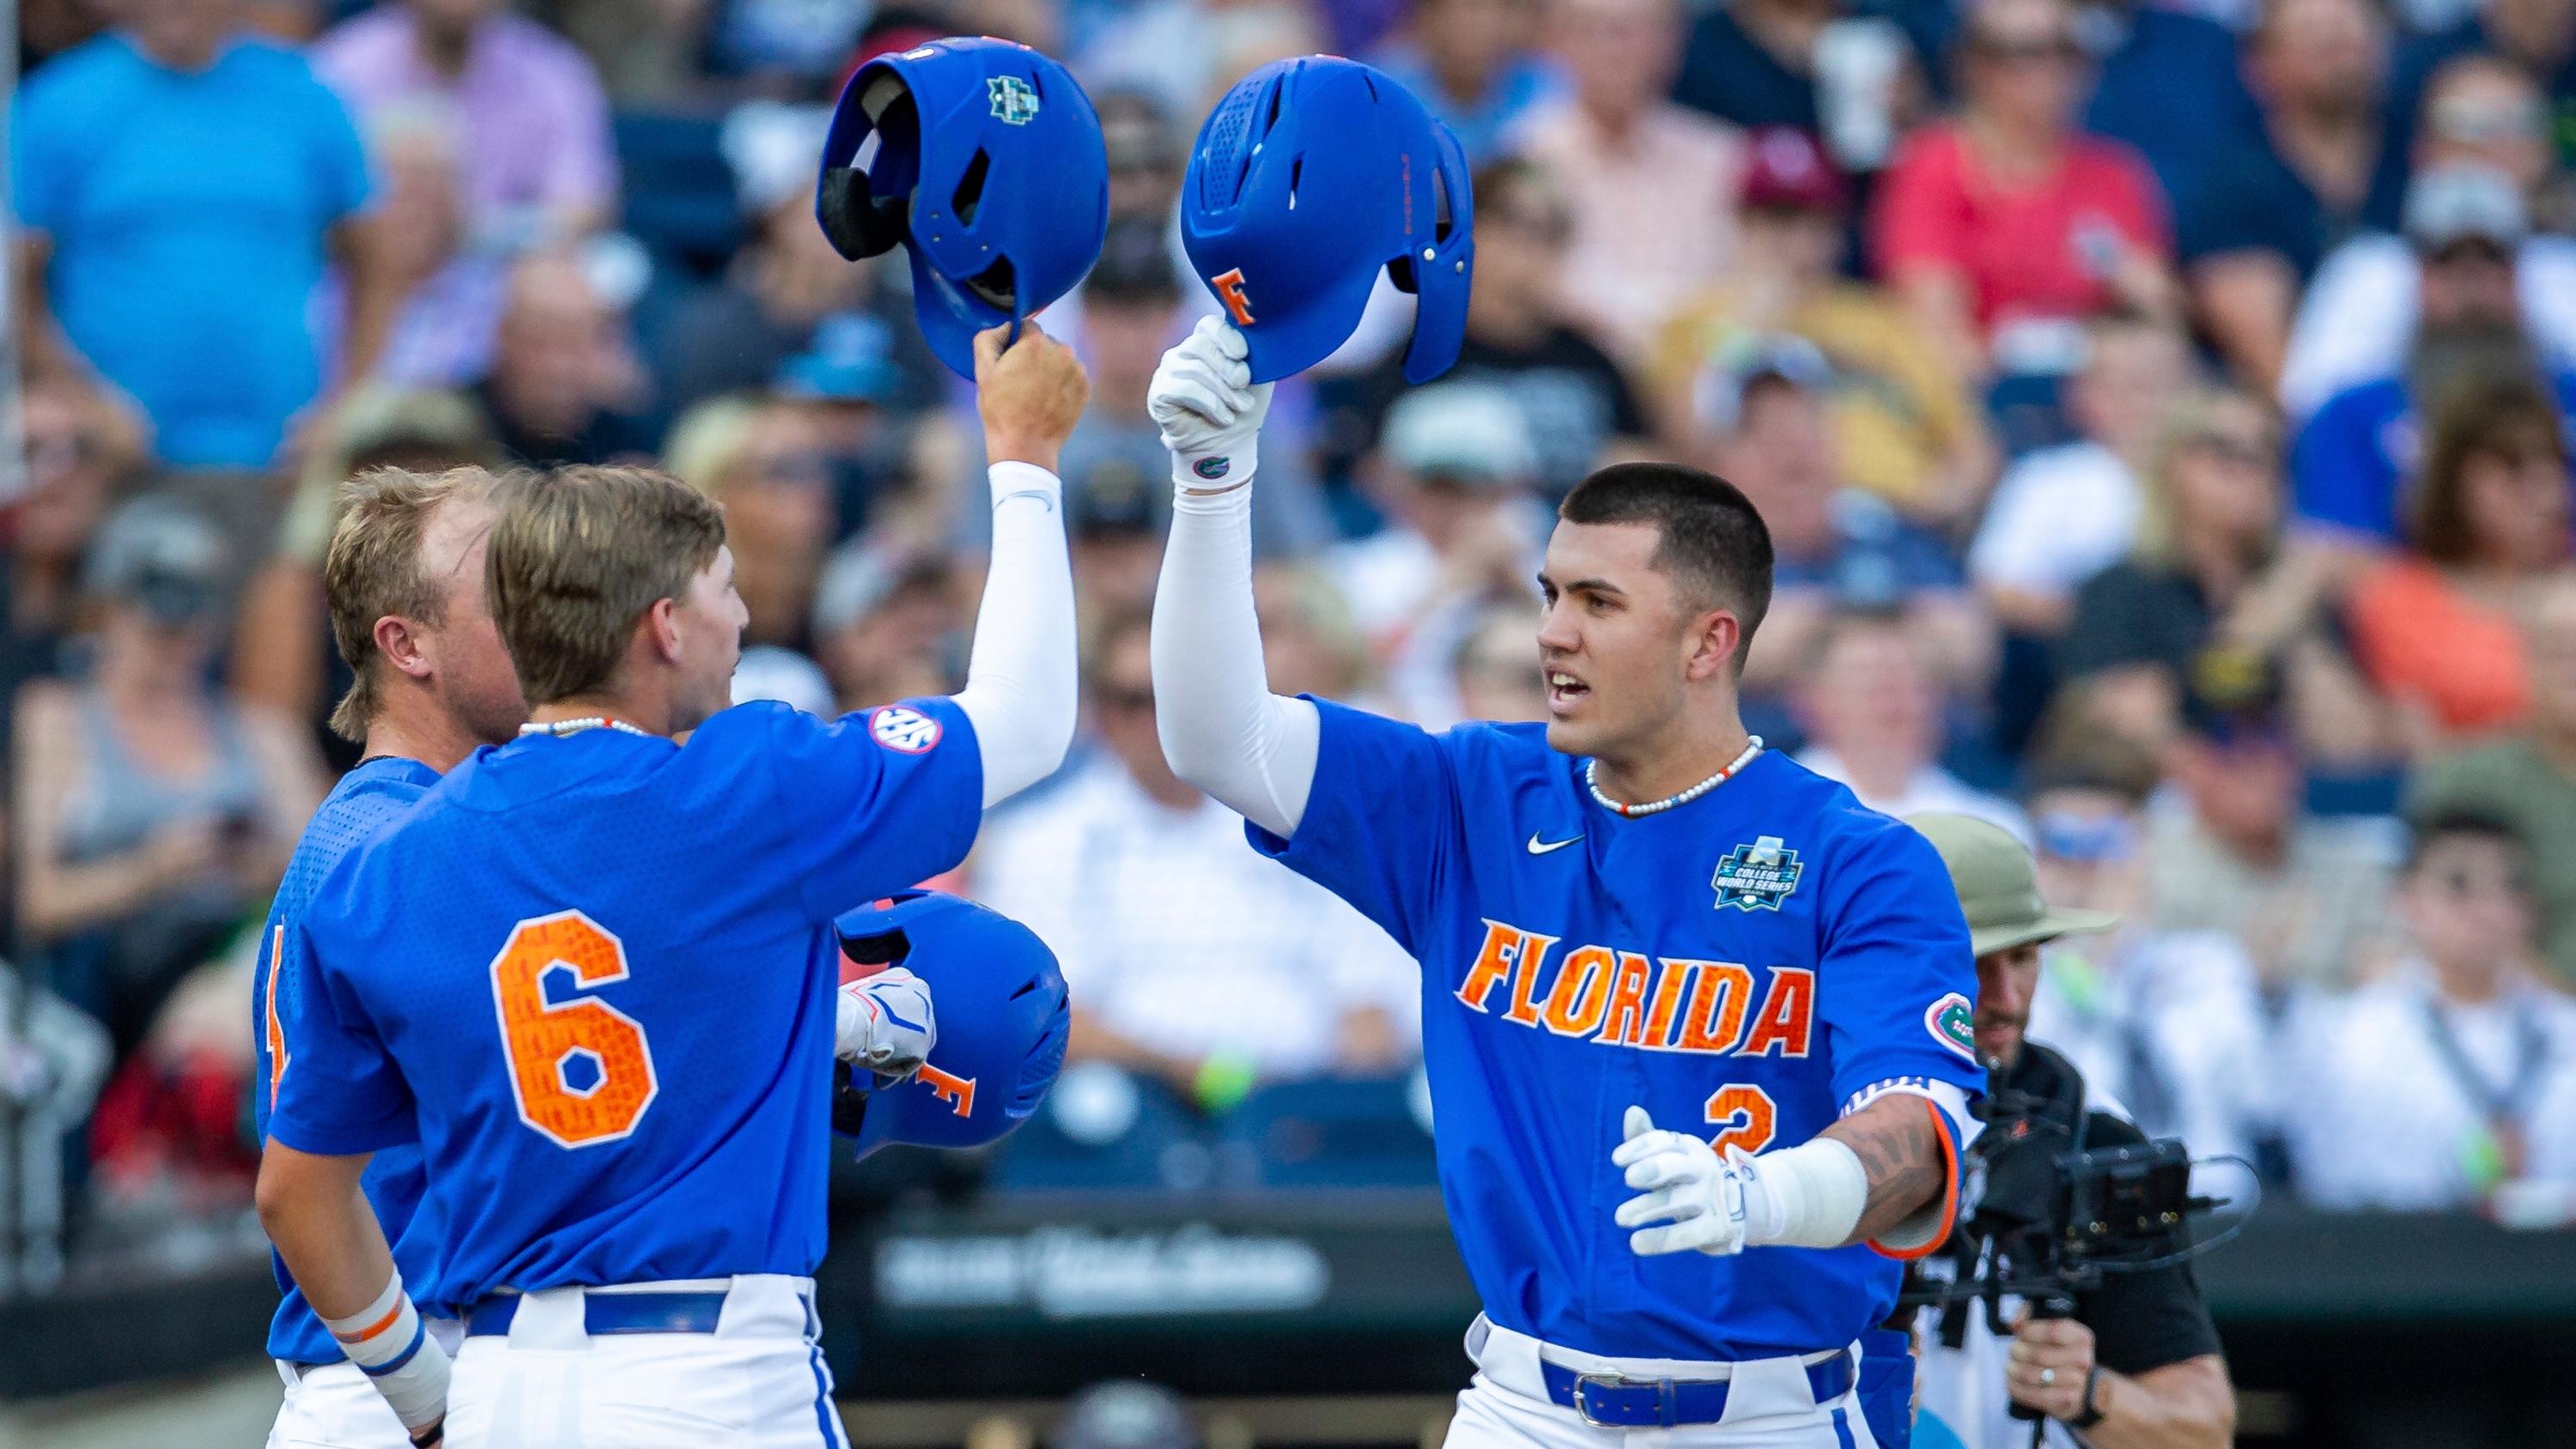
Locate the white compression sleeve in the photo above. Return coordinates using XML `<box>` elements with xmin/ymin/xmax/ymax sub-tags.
<box><xmin>1738</xmin><ymin>1138</ymin><xmax>1870</xmax><ymax>1250</ymax></box>
<box><xmin>952</xmin><ymin>461</ymin><xmax>1078</xmax><ymax>808</ymax></box>
<box><xmin>1150</xmin><ymin>478</ymin><xmax>1319</xmax><ymax>840</ymax></box>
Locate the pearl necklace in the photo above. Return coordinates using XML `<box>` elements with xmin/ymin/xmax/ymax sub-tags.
<box><xmin>518</xmin><ymin>717</ymin><xmax>654</xmax><ymax>739</ymax></box>
<box><xmin>1586</xmin><ymin>737</ymin><xmax>1765</xmax><ymax>819</ymax></box>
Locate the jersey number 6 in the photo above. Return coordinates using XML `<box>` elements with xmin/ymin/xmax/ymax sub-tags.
<box><xmin>490</xmin><ymin>911</ymin><xmax>660</xmax><ymax>1149</ymax></box>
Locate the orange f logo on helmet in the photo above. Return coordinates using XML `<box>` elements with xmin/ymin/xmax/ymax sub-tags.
<box><xmin>1212</xmin><ymin>268</ymin><xmax>1257</xmax><ymax>327</ymax></box>
<box><xmin>917</xmin><ymin>1063</ymin><xmax>977</xmax><ymax>1118</ymax></box>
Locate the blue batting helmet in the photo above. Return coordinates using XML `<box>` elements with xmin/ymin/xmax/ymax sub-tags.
<box><xmin>835</xmin><ymin>890</ymin><xmax>1070</xmax><ymax>1158</ymax></box>
<box><xmin>817</xmin><ymin>37</ymin><xmax>1110</xmax><ymax>379</ymax></box>
<box><xmin>1180</xmin><ymin>57</ymin><xmax>1474</xmax><ymax>385</ymax></box>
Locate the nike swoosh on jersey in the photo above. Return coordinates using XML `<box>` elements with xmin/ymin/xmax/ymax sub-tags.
<box><xmin>1526</xmin><ymin>832</ymin><xmax>1583</xmax><ymax>855</ymax></box>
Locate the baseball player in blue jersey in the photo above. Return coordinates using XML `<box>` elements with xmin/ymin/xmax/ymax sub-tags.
<box><xmin>252</xmin><ymin>324</ymin><xmax>1088</xmax><ymax>1448</ymax></box>
<box><xmin>252</xmin><ymin>469</ymin><xmax>955</xmax><ymax>1449</ymax></box>
<box><xmin>1145</xmin><ymin>320</ymin><xmax>1982</xmax><ymax>1448</ymax></box>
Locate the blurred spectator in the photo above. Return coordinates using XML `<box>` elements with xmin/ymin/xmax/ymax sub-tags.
<box><xmin>522</xmin><ymin>0</ymin><xmax>714</xmax><ymax>105</ymax></box>
<box><xmin>1450</xmin><ymin>600</ymin><xmax>1548</xmax><ymax>724</ymax></box>
<box><xmin>2019</xmin><ymin>724</ymin><xmax>2272</xmax><ymax>1169</ymax></box>
<box><xmin>1971</xmin><ymin>315</ymin><xmax>2188</xmax><ymax>636</ymax></box>
<box><xmin>474</xmin><ymin>251</ymin><xmax>647</xmax><ymax>466</ymax></box>
<box><xmin>11</xmin><ymin>0</ymin><xmax>398</xmax><ymax>467</ymax></box>
<box><xmin>2081</xmin><ymin>0</ymin><xmax>2264</xmax><ymax>215</ymax></box>
<box><xmin>1670</xmin><ymin>0</ymin><xmax>1885</xmax><ymax>136</ymax></box>
<box><xmin>2288</xmin><ymin>166</ymin><xmax>2576</xmax><ymax>551</ymax></box>
<box><xmin>664</xmin><ymin>394</ymin><xmax>834</xmax><ymax>654</ymax></box>
<box><xmin>1099</xmin><ymin>89</ymin><xmax>1188</xmax><ymax>222</ymax></box>
<box><xmin>2345</xmin><ymin>378</ymin><xmax>2571</xmax><ymax>752</ymax></box>
<box><xmin>1650</xmin><ymin>127</ymin><xmax>1990</xmax><ymax>527</ymax></box>
<box><xmin>2388</xmin><ymin>0</ymin><xmax>2576</xmax><ymax>212</ymax></box>
<box><xmin>310</xmin><ymin>0</ymin><xmax>617</xmax><ymax>388</ymax></box>
<box><xmin>2279</xmin><ymin>60</ymin><xmax>2576</xmax><ymax>422</ymax></box>
<box><xmin>1874</xmin><ymin>0</ymin><xmax>2177</xmax><ymax>382</ymax></box>
<box><xmin>1066</xmin><ymin>455</ymin><xmax>1167</xmax><ymax>620</ymax></box>
<box><xmin>0</xmin><ymin>958</ymin><xmax>112</xmax><ymax>1294</ymax></box>
<box><xmin>2281</xmin><ymin>812</ymin><xmax>2576</xmax><ymax>1210</ymax></box>
<box><xmin>656</xmin><ymin>101</ymin><xmax>944</xmax><ymax>421</ymax></box>
<box><xmin>1716</xmin><ymin>345</ymin><xmax>1995</xmax><ymax>713</ymax></box>
<box><xmin>2408</xmin><ymin>576</ymin><xmax>2576</xmax><ymax>991</ymax></box>
<box><xmin>1370</xmin><ymin>0</ymin><xmax>1566</xmax><ymax>162</ymax></box>
<box><xmin>1078</xmin><ymin>0</ymin><xmax>1325</xmax><ymax>124</ymax></box>
<box><xmin>1331</xmin><ymin>385</ymin><xmax>1546</xmax><ymax>726</ymax></box>
<box><xmin>12</xmin><ymin>500</ymin><xmax>326</xmax><ymax>1060</ymax></box>
<box><xmin>1793</xmin><ymin>609</ymin><xmax>2029</xmax><ymax>840</ymax></box>
<box><xmin>1340</xmin><ymin>160</ymin><xmax>1651</xmax><ymax>497</ymax></box>
<box><xmin>1255</xmin><ymin>561</ymin><xmax>1377</xmax><ymax>706</ymax></box>
<box><xmin>813</xmin><ymin>548</ymin><xmax>962</xmax><ymax>712</ymax></box>
<box><xmin>2178</xmin><ymin>0</ymin><xmax>2403</xmax><ymax>397</ymax></box>
<box><xmin>974</xmin><ymin>612</ymin><xmax>1418</xmax><ymax>1103</ymax></box>
<box><xmin>2</xmin><ymin>382</ymin><xmax>146</xmax><ymax>744</ymax></box>
<box><xmin>2061</xmin><ymin>387</ymin><xmax>2348</xmax><ymax>749</ymax></box>
<box><xmin>730</xmin><ymin>643</ymin><xmax>838</xmax><ymax>715</ymax></box>
<box><xmin>1512</xmin><ymin>0</ymin><xmax>1744</xmax><ymax>360</ymax></box>
<box><xmin>2147</xmin><ymin>668</ymin><xmax>2399</xmax><ymax>991</ymax></box>
<box><xmin>706</xmin><ymin>0</ymin><xmax>871</xmax><ymax>88</ymax></box>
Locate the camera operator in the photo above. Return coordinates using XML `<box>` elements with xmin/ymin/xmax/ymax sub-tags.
<box><xmin>1904</xmin><ymin>813</ymin><xmax>2236</xmax><ymax>1449</ymax></box>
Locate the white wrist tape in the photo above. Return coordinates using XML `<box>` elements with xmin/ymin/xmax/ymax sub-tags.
<box><xmin>1740</xmin><ymin>1138</ymin><xmax>1869</xmax><ymax>1249</ymax></box>
<box><xmin>325</xmin><ymin>1272</ymin><xmax>450</xmax><ymax>1431</ymax></box>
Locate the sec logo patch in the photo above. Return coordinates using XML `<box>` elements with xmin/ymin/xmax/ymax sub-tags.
<box><xmin>869</xmin><ymin>706</ymin><xmax>942</xmax><ymax>754</ymax></box>
<box><xmin>1925</xmin><ymin>992</ymin><xmax>1976</xmax><ymax>1062</ymax></box>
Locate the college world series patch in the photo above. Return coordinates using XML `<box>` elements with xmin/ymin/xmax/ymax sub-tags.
<box><xmin>1711</xmin><ymin>836</ymin><xmax>1801</xmax><ymax>912</ymax></box>
<box><xmin>1925</xmin><ymin>992</ymin><xmax>1977</xmax><ymax>1061</ymax></box>
<box><xmin>987</xmin><ymin>75</ymin><xmax>1041</xmax><ymax>124</ymax></box>
<box><xmin>870</xmin><ymin>706</ymin><xmax>943</xmax><ymax>754</ymax></box>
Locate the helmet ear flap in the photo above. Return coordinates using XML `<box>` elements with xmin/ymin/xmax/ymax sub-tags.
<box><xmin>817</xmin><ymin>73</ymin><xmax>920</xmax><ymax>261</ymax></box>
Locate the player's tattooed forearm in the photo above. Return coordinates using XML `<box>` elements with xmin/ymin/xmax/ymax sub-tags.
<box><xmin>1822</xmin><ymin>1095</ymin><xmax>1946</xmax><ymax>1244</ymax></box>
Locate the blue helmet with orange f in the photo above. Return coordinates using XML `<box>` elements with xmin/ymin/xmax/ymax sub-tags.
<box><xmin>835</xmin><ymin>890</ymin><xmax>1070</xmax><ymax>1158</ymax></box>
<box><xmin>817</xmin><ymin>36</ymin><xmax>1110</xmax><ymax>379</ymax></box>
<box><xmin>1180</xmin><ymin>57</ymin><xmax>1474</xmax><ymax>385</ymax></box>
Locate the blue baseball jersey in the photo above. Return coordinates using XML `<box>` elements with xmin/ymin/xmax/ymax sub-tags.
<box><xmin>1254</xmin><ymin>701</ymin><xmax>1982</xmax><ymax>1361</ymax></box>
<box><xmin>255</xmin><ymin>755</ymin><xmax>444</xmax><ymax>1364</ymax></box>
<box><xmin>266</xmin><ymin>700</ymin><xmax>981</xmax><ymax>1313</ymax></box>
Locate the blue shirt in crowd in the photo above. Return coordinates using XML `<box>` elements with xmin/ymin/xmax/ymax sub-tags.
<box><xmin>11</xmin><ymin>33</ymin><xmax>373</xmax><ymax>467</ymax></box>
<box><xmin>2082</xmin><ymin>8</ymin><xmax>2263</xmax><ymax>224</ymax></box>
<box><xmin>2293</xmin><ymin>368</ymin><xmax>2576</xmax><ymax>543</ymax></box>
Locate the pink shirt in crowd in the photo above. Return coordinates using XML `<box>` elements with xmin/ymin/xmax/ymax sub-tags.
<box><xmin>1873</xmin><ymin>122</ymin><xmax>2168</xmax><ymax>343</ymax></box>
<box><xmin>1511</xmin><ymin>100</ymin><xmax>1743</xmax><ymax>361</ymax></box>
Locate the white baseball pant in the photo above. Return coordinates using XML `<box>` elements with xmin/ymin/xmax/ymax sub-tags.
<box><xmin>1445</xmin><ymin>1318</ymin><xmax>1884</xmax><ymax>1449</ymax></box>
<box><xmin>269</xmin><ymin>1319</ymin><xmax>465</xmax><ymax>1449</ymax></box>
<box><xmin>440</xmin><ymin>1276</ymin><xmax>848</xmax><ymax>1449</ymax></box>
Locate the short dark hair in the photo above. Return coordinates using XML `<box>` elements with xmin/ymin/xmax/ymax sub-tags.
<box><xmin>2403</xmin><ymin>808</ymin><xmax>2527</xmax><ymax>873</ymax></box>
<box><xmin>1558</xmin><ymin>462</ymin><xmax>1773</xmax><ymax>668</ymax></box>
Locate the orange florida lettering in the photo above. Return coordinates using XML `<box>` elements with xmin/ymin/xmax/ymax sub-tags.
<box><xmin>1456</xmin><ymin>920</ymin><xmax>1560</xmax><ymax>1022</ymax></box>
<box><xmin>1662</xmin><ymin>959</ymin><xmax>1756</xmax><ymax>1053</ymax></box>
<box><xmin>1541</xmin><ymin>946</ymin><xmax>1617</xmax><ymax>1037</ymax></box>
<box><xmin>1595</xmin><ymin>953</ymin><xmax>1656</xmax><ymax>1046</ymax></box>
<box><xmin>1211</xmin><ymin>268</ymin><xmax>1257</xmax><ymax>327</ymax></box>
<box><xmin>918</xmin><ymin>1064</ymin><xmax>976</xmax><ymax>1118</ymax></box>
<box><xmin>1740</xmin><ymin>967</ymin><xmax>1816</xmax><ymax>1058</ymax></box>
<box><xmin>263</xmin><ymin>925</ymin><xmax>289</xmax><ymax>1094</ymax></box>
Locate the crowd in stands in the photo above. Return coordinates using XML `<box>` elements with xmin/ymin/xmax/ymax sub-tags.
<box><xmin>8</xmin><ymin>0</ymin><xmax>2576</xmax><ymax>1285</ymax></box>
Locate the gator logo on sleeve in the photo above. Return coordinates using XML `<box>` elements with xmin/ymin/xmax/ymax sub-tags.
<box><xmin>1925</xmin><ymin>992</ymin><xmax>1977</xmax><ymax>1061</ymax></box>
<box><xmin>1712</xmin><ymin>836</ymin><xmax>1801</xmax><ymax>912</ymax></box>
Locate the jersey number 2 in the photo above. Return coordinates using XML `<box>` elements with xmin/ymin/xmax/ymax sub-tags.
<box><xmin>490</xmin><ymin>911</ymin><xmax>660</xmax><ymax>1149</ymax></box>
<box><xmin>1704</xmin><ymin>1085</ymin><xmax>1777</xmax><ymax>1156</ymax></box>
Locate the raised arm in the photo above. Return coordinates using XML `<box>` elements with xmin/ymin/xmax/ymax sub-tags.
<box><xmin>1145</xmin><ymin>318</ymin><xmax>1321</xmax><ymax>840</ymax></box>
<box><xmin>951</xmin><ymin>324</ymin><xmax>1087</xmax><ymax>808</ymax></box>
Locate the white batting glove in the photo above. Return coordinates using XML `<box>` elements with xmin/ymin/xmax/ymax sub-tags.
<box><xmin>1613</xmin><ymin>1105</ymin><xmax>1766</xmax><ymax>1257</ymax></box>
<box><xmin>837</xmin><ymin>967</ymin><xmax>936</xmax><ymax>1078</ymax></box>
<box><xmin>1149</xmin><ymin>316</ymin><xmax>1273</xmax><ymax>491</ymax></box>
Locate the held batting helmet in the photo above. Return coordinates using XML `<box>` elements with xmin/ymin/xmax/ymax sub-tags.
<box><xmin>834</xmin><ymin>890</ymin><xmax>1071</xmax><ymax>1158</ymax></box>
<box><xmin>1180</xmin><ymin>57</ymin><xmax>1474</xmax><ymax>385</ymax></box>
<box><xmin>816</xmin><ymin>37</ymin><xmax>1110</xmax><ymax>379</ymax></box>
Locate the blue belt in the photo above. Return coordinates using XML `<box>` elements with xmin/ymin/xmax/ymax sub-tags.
<box><xmin>465</xmin><ymin>1289</ymin><xmax>729</xmax><ymax>1338</ymax></box>
<box><xmin>1540</xmin><ymin>1349</ymin><xmax>1856</xmax><ymax>1428</ymax></box>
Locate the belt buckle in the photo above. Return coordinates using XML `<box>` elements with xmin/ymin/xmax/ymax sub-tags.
<box><xmin>1572</xmin><ymin>1373</ymin><xmax>1681</xmax><ymax>1429</ymax></box>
